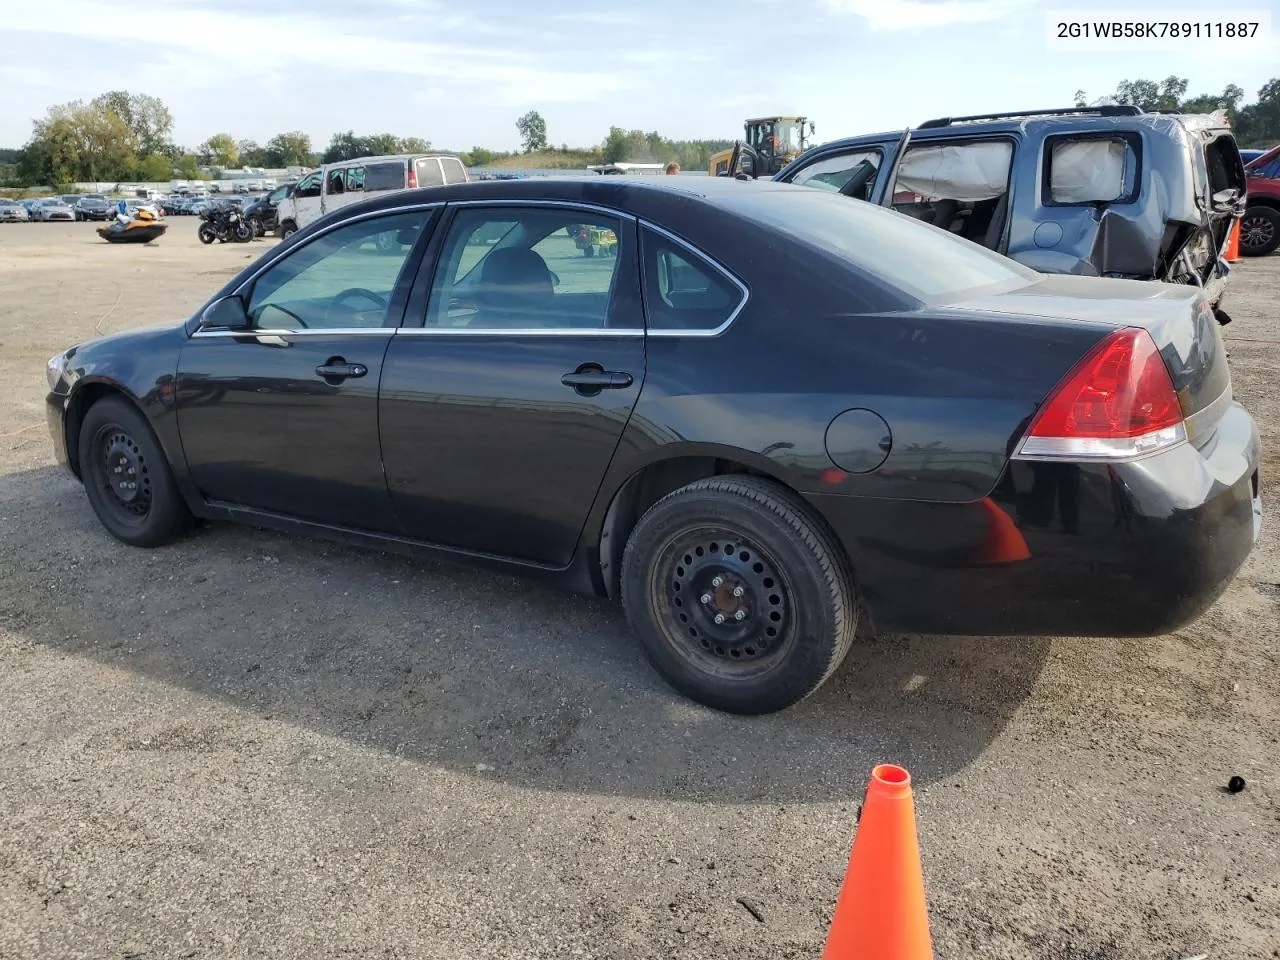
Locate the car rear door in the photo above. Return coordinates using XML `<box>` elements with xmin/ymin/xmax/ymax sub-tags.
<box><xmin>175</xmin><ymin>207</ymin><xmax>438</xmax><ymax>532</ymax></box>
<box><xmin>378</xmin><ymin>201</ymin><xmax>645</xmax><ymax>567</ymax></box>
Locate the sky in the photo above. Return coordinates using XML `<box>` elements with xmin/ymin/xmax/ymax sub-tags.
<box><xmin>1</xmin><ymin>0</ymin><xmax>1276</xmax><ymax>154</ymax></box>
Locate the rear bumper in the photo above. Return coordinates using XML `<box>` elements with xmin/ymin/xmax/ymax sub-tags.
<box><xmin>813</xmin><ymin>401</ymin><xmax>1261</xmax><ymax>637</ymax></box>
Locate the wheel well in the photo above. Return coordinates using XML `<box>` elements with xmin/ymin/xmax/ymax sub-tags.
<box><xmin>595</xmin><ymin>456</ymin><xmax>853</xmax><ymax>600</ymax></box>
<box><xmin>64</xmin><ymin>383</ymin><xmax>132</xmax><ymax>479</ymax></box>
<box><xmin>1245</xmin><ymin>197</ymin><xmax>1280</xmax><ymax>213</ymax></box>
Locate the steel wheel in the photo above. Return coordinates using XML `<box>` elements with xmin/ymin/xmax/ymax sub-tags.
<box><xmin>656</xmin><ymin>528</ymin><xmax>794</xmax><ymax>679</ymax></box>
<box><xmin>90</xmin><ymin>424</ymin><xmax>153</xmax><ymax>526</ymax></box>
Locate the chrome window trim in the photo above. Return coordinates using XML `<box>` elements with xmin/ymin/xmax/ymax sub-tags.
<box><xmin>192</xmin><ymin>327</ymin><xmax>396</xmax><ymax>339</ymax></box>
<box><xmin>637</xmin><ymin>221</ymin><xmax>749</xmax><ymax>338</ymax></box>
<box><xmin>395</xmin><ymin>327</ymin><xmax>645</xmax><ymax>338</ymax></box>
<box><xmin>192</xmin><ymin>201</ymin><xmax>444</xmax><ymax>336</ymax></box>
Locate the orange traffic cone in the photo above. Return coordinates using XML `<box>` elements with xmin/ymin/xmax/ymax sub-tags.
<box><xmin>1225</xmin><ymin>219</ymin><xmax>1241</xmax><ymax>262</ymax></box>
<box><xmin>823</xmin><ymin>764</ymin><xmax>933</xmax><ymax>960</ymax></box>
<box><xmin>978</xmin><ymin>497</ymin><xmax>1031</xmax><ymax>564</ymax></box>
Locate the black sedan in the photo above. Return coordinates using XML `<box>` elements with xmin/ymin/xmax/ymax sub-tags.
<box><xmin>45</xmin><ymin>177</ymin><xmax>1263</xmax><ymax>714</ymax></box>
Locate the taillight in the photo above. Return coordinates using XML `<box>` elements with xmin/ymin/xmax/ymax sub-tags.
<box><xmin>1014</xmin><ymin>327</ymin><xmax>1186</xmax><ymax>461</ymax></box>
<box><xmin>407</xmin><ymin>167</ymin><xmax>418</xmax><ymax>188</ymax></box>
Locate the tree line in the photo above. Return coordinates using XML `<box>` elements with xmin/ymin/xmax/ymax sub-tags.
<box><xmin>1074</xmin><ymin>75</ymin><xmax>1280</xmax><ymax>146</ymax></box>
<box><xmin>5</xmin><ymin>78</ymin><xmax>1277</xmax><ymax>189</ymax></box>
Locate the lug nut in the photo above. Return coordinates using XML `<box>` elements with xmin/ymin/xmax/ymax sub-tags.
<box><xmin>734</xmin><ymin>610</ymin><xmax>746</xmax><ymax>621</ymax></box>
<box><xmin>711</xmin><ymin>575</ymin><xmax>725</xmax><ymax>587</ymax></box>
<box><xmin>714</xmin><ymin>613</ymin><xmax>726</xmax><ymax>625</ymax></box>
<box><xmin>700</xmin><ymin>593</ymin><xmax>712</xmax><ymax>604</ymax></box>
<box><xmin>732</xmin><ymin>585</ymin><xmax>744</xmax><ymax>598</ymax></box>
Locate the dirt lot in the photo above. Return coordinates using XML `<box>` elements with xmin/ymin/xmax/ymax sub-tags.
<box><xmin>1</xmin><ymin>221</ymin><xmax>1277</xmax><ymax>960</ymax></box>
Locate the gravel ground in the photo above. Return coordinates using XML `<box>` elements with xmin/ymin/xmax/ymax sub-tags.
<box><xmin>1</xmin><ymin>222</ymin><xmax>1277</xmax><ymax>960</ymax></box>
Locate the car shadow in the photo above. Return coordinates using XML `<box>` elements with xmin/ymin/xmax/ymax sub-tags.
<box><xmin>1</xmin><ymin>464</ymin><xmax>1051</xmax><ymax>803</ymax></box>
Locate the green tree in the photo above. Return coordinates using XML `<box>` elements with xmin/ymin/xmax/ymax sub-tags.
<box><xmin>92</xmin><ymin>91</ymin><xmax>174</xmax><ymax>158</ymax></box>
<box><xmin>516</xmin><ymin>110</ymin><xmax>548</xmax><ymax>152</ymax></box>
<box><xmin>237</xmin><ymin>139</ymin><xmax>269</xmax><ymax>166</ymax></box>
<box><xmin>174</xmin><ymin>153</ymin><xmax>206</xmax><ymax>179</ymax></box>
<box><xmin>136</xmin><ymin>154</ymin><xmax>172</xmax><ymax>180</ymax></box>
<box><xmin>400</xmin><ymin>136</ymin><xmax>432</xmax><ymax>153</ymax></box>
<box><xmin>463</xmin><ymin>146</ymin><xmax>497</xmax><ymax>166</ymax></box>
<box><xmin>1236</xmin><ymin>78</ymin><xmax>1280</xmax><ymax>146</ymax></box>
<box><xmin>200</xmin><ymin>133</ymin><xmax>239</xmax><ymax>167</ymax></box>
<box><xmin>265</xmin><ymin>131</ymin><xmax>313</xmax><ymax>166</ymax></box>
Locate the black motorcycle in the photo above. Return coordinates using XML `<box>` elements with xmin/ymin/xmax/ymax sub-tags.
<box><xmin>197</xmin><ymin>204</ymin><xmax>253</xmax><ymax>244</ymax></box>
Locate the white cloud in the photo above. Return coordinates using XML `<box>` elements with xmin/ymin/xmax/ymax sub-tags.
<box><xmin>2</xmin><ymin>0</ymin><xmax>635</xmax><ymax>104</ymax></box>
<box><xmin>819</xmin><ymin>0</ymin><xmax>1034</xmax><ymax>29</ymax></box>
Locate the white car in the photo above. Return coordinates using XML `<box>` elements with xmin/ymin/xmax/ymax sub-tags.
<box><xmin>0</xmin><ymin>199</ymin><xmax>30</xmax><ymax>222</ymax></box>
<box><xmin>31</xmin><ymin>199</ymin><xmax>76</xmax><ymax>222</ymax></box>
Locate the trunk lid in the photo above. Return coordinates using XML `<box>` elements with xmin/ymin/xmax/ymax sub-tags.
<box><xmin>946</xmin><ymin>274</ymin><xmax>1232</xmax><ymax>439</ymax></box>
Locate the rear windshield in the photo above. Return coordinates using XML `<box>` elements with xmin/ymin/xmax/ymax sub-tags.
<box><xmin>727</xmin><ymin>187</ymin><xmax>1039</xmax><ymax>302</ymax></box>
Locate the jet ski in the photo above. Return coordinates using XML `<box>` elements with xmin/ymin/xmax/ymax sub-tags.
<box><xmin>97</xmin><ymin>206</ymin><xmax>167</xmax><ymax>244</ymax></box>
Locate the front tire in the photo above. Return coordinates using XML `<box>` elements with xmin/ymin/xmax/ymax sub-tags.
<box><xmin>279</xmin><ymin>220</ymin><xmax>297</xmax><ymax>240</ymax></box>
<box><xmin>233</xmin><ymin>221</ymin><xmax>253</xmax><ymax>242</ymax></box>
<box><xmin>78</xmin><ymin>396</ymin><xmax>194</xmax><ymax>547</ymax></box>
<box><xmin>197</xmin><ymin>222</ymin><xmax>217</xmax><ymax>244</ymax></box>
<box><xmin>620</xmin><ymin>475</ymin><xmax>857</xmax><ymax>715</ymax></box>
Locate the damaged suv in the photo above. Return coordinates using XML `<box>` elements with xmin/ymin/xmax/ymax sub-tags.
<box><xmin>768</xmin><ymin>106</ymin><xmax>1248</xmax><ymax>324</ymax></box>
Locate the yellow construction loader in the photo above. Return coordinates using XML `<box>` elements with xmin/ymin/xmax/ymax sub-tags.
<box><xmin>709</xmin><ymin>116</ymin><xmax>816</xmax><ymax>177</ymax></box>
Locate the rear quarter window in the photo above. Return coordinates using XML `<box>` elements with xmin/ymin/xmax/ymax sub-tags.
<box><xmin>640</xmin><ymin>227</ymin><xmax>745</xmax><ymax>333</ymax></box>
<box><xmin>1044</xmin><ymin>134</ymin><xmax>1140</xmax><ymax>205</ymax></box>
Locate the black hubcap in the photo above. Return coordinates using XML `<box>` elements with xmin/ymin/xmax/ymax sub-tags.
<box><xmin>98</xmin><ymin>429</ymin><xmax>152</xmax><ymax>518</ymax></box>
<box><xmin>662</xmin><ymin>532</ymin><xmax>790</xmax><ymax>668</ymax></box>
<box><xmin>1241</xmin><ymin>215</ymin><xmax>1275</xmax><ymax>250</ymax></box>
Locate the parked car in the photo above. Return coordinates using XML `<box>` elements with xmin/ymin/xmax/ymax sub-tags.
<box><xmin>1239</xmin><ymin>148</ymin><xmax>1267</xmax><ymax>165</ymax></box>
<box><xmin>30</xmin><ymin>198</ymin><xmax>77</xmax><ymax>222</ymax></box>
<box><xmin>20</xmin><ymin>199</ymin><xmax>41</xmax><ymax>216</ymax></box>
<box><xmin>43</xmin><ymin>177</ymin><xmax>1261</xmax><ymax>714</ymax></box>
<box><xmin>274</xmin><ymin>153</ymin><xmax>469</xmax><ymax>238</ymax></box>
<box><xmin>242</xmin><ymin>182</ymin><xmax>294</xmax><ymax>236</ymax></box>
<box><xmin>75</xmin><ymin>195</ymin><xmax>113</xmax><ymax>221</ymax></box>
<box><xmin>0</xmin><ymin>198</ymin><xmax>30</xmax><ymax>222</ymax></box>
<box><xmin>1240</xmin><ymin>145</ymin><xmax>1280</xmax><ymax>257</ymax></box>
<box><xmin>772</xmin><ymin>106</ymin><xmax>1248</xmax><ymax>324</ymax></box>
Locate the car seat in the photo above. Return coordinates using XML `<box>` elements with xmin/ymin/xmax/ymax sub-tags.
<box><xmin>475</xmin><ymin>247</ymin><xmax>555</xmax><ymax>327</ymax></box>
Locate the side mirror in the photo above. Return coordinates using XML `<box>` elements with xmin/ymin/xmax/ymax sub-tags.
<box><xmin>198</xmin><ymin>294</ymin><xmax>251</xmax><ymax>331</ymax></box>
<box><xmin>1211</xmin><ymin>188</ymin><xmax>1241</xmax><ymax>212</ymax></box>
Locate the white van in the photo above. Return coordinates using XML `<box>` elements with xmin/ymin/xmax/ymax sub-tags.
<box><xmin>275</xmin><ymin>153</ymin><xmax>469</xmax><ymax>238</ymax></box>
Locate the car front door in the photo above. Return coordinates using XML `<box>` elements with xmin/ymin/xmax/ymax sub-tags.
<box><xmin>176</xmin><ymin>207</ymin><xmax>437</xmax><ymax>532</ymax></box>
<box><xmin>288</xmin><ymin>169</ymin><xmax>322</xmax><ymax>228</ymax></box>
<box><xmin>378</xmin><ymin>202</ymin><xmax>646</xmax><ymax>567</ymax></box>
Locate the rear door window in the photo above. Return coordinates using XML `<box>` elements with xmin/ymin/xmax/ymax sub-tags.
<box><xmin>416</xmin><ymin>158</ymin><xmax>445</xmax><ymax>187</ymax></box>
<box><xmin>345</xmin><ymin>166</ymin><xmax>365</xmax><ymax>193</ymax></box>
<box><xmin>364</xmin><ymin>161</ymin><xmax>406</xmax><ymax>192</ymax></box>
<box><xmin>890</xmin><ymin>139</ymin><xmax>1014</xmax><ymax>248</ymax></box>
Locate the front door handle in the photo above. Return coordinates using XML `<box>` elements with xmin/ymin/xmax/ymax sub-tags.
<box><xmin>315</xmin><ymin>358</ymin><xmax>368</xmax><ymax>382</ymax></box>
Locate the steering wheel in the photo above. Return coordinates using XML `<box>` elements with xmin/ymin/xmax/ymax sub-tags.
<box><xmin>324</xmin><ymin>287</ymin><xmax>388</xmax><ymax>324</ymax></box>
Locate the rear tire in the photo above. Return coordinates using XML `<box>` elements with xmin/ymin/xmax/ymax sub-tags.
<box><xmin>620</xmin><ymin>475</ymin><xmax>857</xmax><ymax>715</ymax></box>
<box><xmin>1239</xmin><ymin>206</ymin><xmax>1280</xmax><ymax>257</ymax></box>
<box><xmin>78</xmin><ymin>396</ymin><xmax>194</xmax><ymax>548</ymax></box>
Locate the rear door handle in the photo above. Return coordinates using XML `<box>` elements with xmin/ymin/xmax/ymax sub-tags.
<box><xmin>315</xmin><ymin>359</ymin><xmax>368</xmax><ymax>381</ymax></box>
<box><xmin>561</xmin><ymin>368</ymin><xmax>633</xmax><ymax>391</ymax></box>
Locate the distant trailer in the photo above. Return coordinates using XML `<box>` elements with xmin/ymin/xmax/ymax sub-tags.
<box><xmin>587</xmin><ymin>162</ymin><xmax>667</xmax><ymax>175</ymax></box>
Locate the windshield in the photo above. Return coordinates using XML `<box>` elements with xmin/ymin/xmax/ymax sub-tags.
<box><xmin>774</xmin><ymin>121</ymin><xmax>803</xmax><ymax>153</ymax></box>
<box><xmin>729</xmin><ymin>187</ymin><xmax>1039</xmax><ymax>302</ymax></box>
